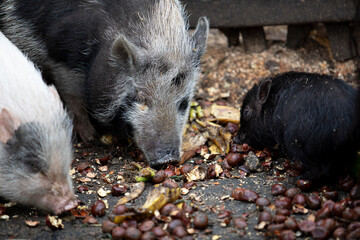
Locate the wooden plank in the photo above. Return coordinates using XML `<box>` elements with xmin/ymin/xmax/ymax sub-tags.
<box><xmin>183</xmin><ymin>0</ymin><xmax>357</xmax><ymax>28</ymax></box>
<box><xmin>219</xmin><ymin>28</ymin><xmax>240</xmax><ymax>46</ymax></box>
<box><xmin>241</xmin><ymin>27</ymin><xmax>267</xmax><ymax>53</ymax></box>
<box><xmin>326</xmin><ymin>22</ymin><xmax>357</xmax><ymax>61</ymax></box>
<box><xmin>286</xmin><ymin>24</ymin><xmax>312</xmax><ymax>49</ymax></box>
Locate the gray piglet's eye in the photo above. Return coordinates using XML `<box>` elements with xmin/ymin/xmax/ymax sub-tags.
<box><xmin>172</xmin><ymin>73</ymin><xmax>186</xmax><ymax>86</ymax></box>
<box><xmin>178</xmin><ymin>98</ymin><xmax>189</xmax><ymax>112</ymax></box>
<box><xmin>25</xmin><ymin>158</ymin><xmax>44</xmax><ymax>173</ymax></box>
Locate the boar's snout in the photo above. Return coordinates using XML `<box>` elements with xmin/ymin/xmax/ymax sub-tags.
<box><xmin>149</xmin><ymin>148</ymin><xmax>180</xmax><ymax>169</ymax></box>
<box><xmin>235</xmin><ymin>131</ymin><xmax>247</xmax><ymax>144</ymax></box>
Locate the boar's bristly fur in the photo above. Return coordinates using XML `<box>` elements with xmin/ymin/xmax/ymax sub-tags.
<box><xmin>236</xmin><ymin>71</ymin><xmax>358</xmax><ymax>181</ymax></box>
<box><xmin>0</xmin><ymin>0</ymin><xmax>209</xmax><ymax>168</ymax></box>
<box><xmin>0</xmin><ymin>32</ymin><xmax>77</xmax><ymax>214</ymax></box>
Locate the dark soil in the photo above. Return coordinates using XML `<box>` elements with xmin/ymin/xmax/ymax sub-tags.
<box><xmin>0</xmin><ymin>28</ymin><xmax>359</xmax><ymax>240</ymax></box>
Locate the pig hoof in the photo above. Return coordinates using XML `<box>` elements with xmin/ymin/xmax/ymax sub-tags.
<box><xmin>150</xmin><ymin>158</ymin><xmax>179</xmax><ymax>169</ymax></box>
<box><xmin>74</xmin><ymin>122</ymin><xmax>96</xmax><ymax>143</ymax></box>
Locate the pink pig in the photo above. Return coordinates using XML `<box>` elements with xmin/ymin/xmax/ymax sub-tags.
<box><xmin>0</xmin><ymin>32</ymin><xmax>77</xmax><ymax>214</ymax></box>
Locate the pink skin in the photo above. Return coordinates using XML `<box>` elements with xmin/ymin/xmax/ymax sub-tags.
<box><xmin>31</xmin><ymin>175</ymin><xmax>78</xmax><ymax>215</ymax></box>
<box><xmin>53</xmin><ymin>197</ymin><xmax>78</xmax><ymax>215</ymax></box>
<box><xmin>38</xmin><ymin>183</ymin><xmax>78</xmax><ymax>215</ymax></box>
<box><xmin>40</xmin><ymin>192</ymin><xmax>78</xmax><ymax>215</ymax></box>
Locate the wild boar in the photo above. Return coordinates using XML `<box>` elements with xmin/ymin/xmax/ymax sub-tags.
<box><xmin>0</xmin><ymin>0</ymin><xmax>209</xmax><ymax>168</ymax></box>
<box><xmin>0</xmin><ymin>32</ymin><xmax>77</xmax><ymax>214</ymax></box>
<box><xmin>236</xmin><ymin>71</ymin><xmax>358</xmax><ymax>180</ymax></box>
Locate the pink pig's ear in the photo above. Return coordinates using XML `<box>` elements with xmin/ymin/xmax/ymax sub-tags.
<box><xmin>0</xmin><ymin>108</ymin><xmax>20</xmax><ymax>143</ymax></box>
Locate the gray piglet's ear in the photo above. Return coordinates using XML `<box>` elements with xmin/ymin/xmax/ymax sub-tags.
<box><xmin>192</xmin><ymin>17</ymin><xmax>210</xmax><ymax>60</ymax></box>
<box><xmin>111</xmin><ymin>35</ymin><xmax>138</xmax><ymax>68</ymax></box>
<box><xmin>0</xmin><ymin>108</ymin><xmax>20</xmax><ymax>143</ymax></box>
<box><xmin>257</xmin><ymin>79</ymin><xmax>272</xmax><ymax>104</ymax></box>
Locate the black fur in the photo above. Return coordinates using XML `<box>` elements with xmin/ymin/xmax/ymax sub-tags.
<box><xmin>3</xmin><ymin>0</ymin><xmax>161</xmax><ymax>72</ymax></box>
<box><xmin>236</xmin><ymin>71</ymin><xmax>358</xmax><ymax>180</ymax></box>
<box><xmin>89</xmin><ymin>95</ymin><xmax>134</xmax><ymax>139</ymax></box>
<box><xmin>8</xmin><ymin>1</ymin><xmax>98</xmax><ymax>73</ymax></box>
<box><xmin>0</xmin><ymin>0</ymin><xmax>158</xmax><ymax>135</ymax></box>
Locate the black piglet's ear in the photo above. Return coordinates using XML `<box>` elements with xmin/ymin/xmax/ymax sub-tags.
<box><xmin>257</xmin><ymin>79</ymin><xmax>272</xmax><ymax>104</ymax></box>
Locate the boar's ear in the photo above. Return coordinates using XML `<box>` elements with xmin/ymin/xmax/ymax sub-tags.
<box><xmin>192</xmin><ymin>17</ymin><xmax>209</xmax><ymax>61</ymax></box>
<box><xmin>0</xmin><ymin>108</ymin><xmax>20</xmax><ymax>143</ymax></box>
<box><xmin>257</xmin><ymin>79</ymin><xmax>272</xmax><ymax>104</ymax></box>
<box><xmin>111</xmin><ymin>35</ymin><xmax>138</xmax><ymax>67</ymax></box>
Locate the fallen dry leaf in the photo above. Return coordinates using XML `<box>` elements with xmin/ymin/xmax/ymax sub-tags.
<box><xmin>196</xmin><ymin>119</ymin><xmax>222</xmax><ymax>128</ymax></box>
<box><xmin>210</xmin><ymin>104</ymin><xmax>240</xmax><ymax>124</ymax></box>
<box><xmin>86</xmin><ymin>172</ymin><xmax>97</xmax><ymax>178</ymax></box>
<box><xmin>209</xmin><ymin>144</ymin><xmax>221</xmax><ymax>155</ymax></box>
<box><xmin>212</xmin><ymin>235</ymin><xmax>222</xmax><ymax>240</ymax></box>
<box><xmin>220</xmin><ymin>129</ymin><xmax>232</xmax><ymax>154</ymax></box>
<box><xmin>83</xmin><ymin>215</ymin><xmax>98</xmax><ymax>224</ymax></box>
<box><xmin>0</xmin><ymin>215</ymin><xmax>9</xmax><ymax>220</ymax></box>
<box><xmin>25</xmin><ymin>220</ymin><xmax>39</xmax><ymax>227</ymax></box>
<box><xmin>181</xmin><ymin>188</ymin><xmax>190</xmax><ymax>195</ymax></box>
<box><xmin>46</xmin><ymin>215</ymin><xmax>64</xmax><ymax>230</ymax></box>
<box><xmin>307</xmin><ymin>214</ymin><xmax>316</xmax><ymax>222</ymax></box>
<box><xmin>70</xmin><ymin>209</ymin><xmax>89</xmax><ymax>219</ymax></box>
<box><xmin>254</xmin><ymin>221</ymin><xmax>267</xmax><ymax>230</ymax></box>
<box><xmin>100</xmin><ymin>173</ymin><xmax>115</xmax><ymax>184</ymax></box>
<box><xmin>204</xmin><ymin>153</ymin><xmax>216</xmax><ymax>160</ymax></box>
<box><xmin>113</xmin><ymin>186</ymin><xmax>180</xmax><ymax>224</ymax></box>
<box><xmin>182</xmin><ymin>133</ymin><xmax>208</xmax><ymax>152</ymax></box>
<box><xmin>98</xmin><ymin>166</ymin><xmax>108</xmax><ymax>172</ymax></box>
<box><xmin>78</xmin><ymin>177</ymin><xmax>91</xmax><ymax>183</ymax></box>
<box><xmin>292</xmin><ymin>204</ymin><xmax>309</xmax><ymax>214</ymax></box>
<box><xmin>184</xmin><ymin>165</ymin><xmax>206</xmax><ymax>181</ymax></box>
<box><xmin>220</xmin><ymin>195</ymin><xmax>230</xmax><ymax>200</ymax></box>
<box><xmin>199</xmin><ymin>146</ymin><xmax>209</xmax><ymax>156</ymax></box>
<box><xmin>4</xmin><ymin>202</ymin><xmax>16</xmax><ymax>208</ymax></box>
<box><xmin>97</xmin><ymin>187</ymin><xmax>110</xmax><ymax>197</ymax></box>
<box><xmin>179</xmin><ymin>148</ymin><xmax>197</xmax><ymax>165</ymax></box>
<box><xmin>141</xmin><ymin>187</ymin><xmax>180</xmax><ymax>214</ymax></box>
<box><xmin>188</xmin><ymin>193</ymin><xmax>202</xmax><ymax>202</ymax></box>
<box><xmin>207</xmin><ymin>127</ymin><xmax>232</xmax><ymax>155</ymax></box>
<box><xmin>214</xmin><ymin>164</ymin><xmax>223</xmax><ymax>177</ymax></box>
<box><xmin>117</xmin><ymin>182</ymin><xmax>145</xmax><ymax>206</ymax></box>
<box><xmin>69</xmin><ymin>168</ymin><xmax>76</xmax><ymax>176</ymax></box>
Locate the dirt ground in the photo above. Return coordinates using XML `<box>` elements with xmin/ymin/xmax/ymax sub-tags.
<box><xmin>0</xmin><ymin>28</ymin><xmax>359</xmax><ymax>240</ymax></box>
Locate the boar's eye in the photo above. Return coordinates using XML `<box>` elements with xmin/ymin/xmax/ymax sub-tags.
<box><xmin>136</xmin><ymin>103</ymin><xmax>149</xmax><ymax>112</ymax></box>
<box><xmin>172</xmin><ymin>73</ymin><xmax>186</xmax><ymax>86</ymax></box>
<box><xmin>178</xmin><ymin>98</ymin><xmax>189</xmax><ymax>112</ymax></box>
<box><xmin>133</xmin><ymin>91</ymin><xmax>149</xmax><ymax>106</ymax></box>
<box><xmin>242</xmin><ymin>106</ymin><xmax>252</xmax><ymax>119</ymax></box>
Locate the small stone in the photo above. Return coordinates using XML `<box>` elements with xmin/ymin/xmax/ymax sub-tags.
<box><xmin>244</xmin><ymin>151</ymin><xmax>263</xmax><ymax>172</ymax></box>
